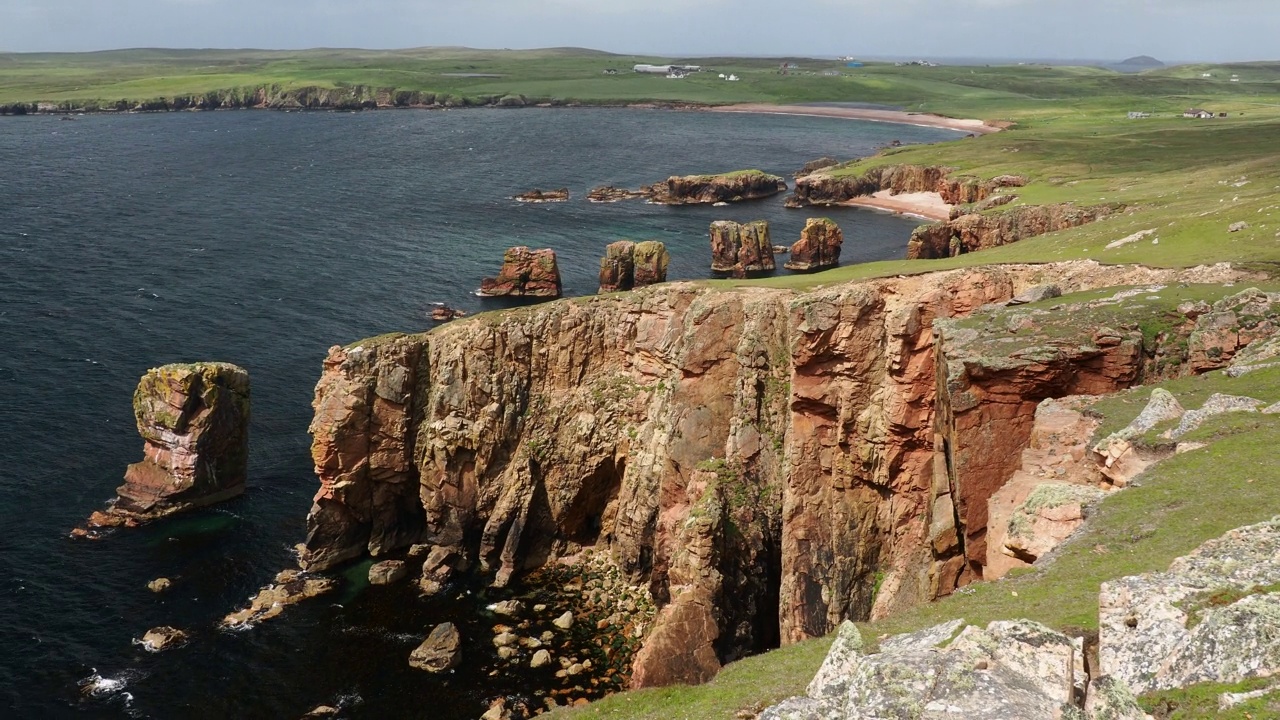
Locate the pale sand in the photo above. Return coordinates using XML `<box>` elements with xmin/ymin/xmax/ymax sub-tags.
<box><xmin>709</xmin><ymin>104</ymin><xmax>1005</xmax><ymax>135</ymax></box>
<box><xmin>844</xmin><ymin>191</ymin><xmax>952</xmax><ymax>222</ymax></box>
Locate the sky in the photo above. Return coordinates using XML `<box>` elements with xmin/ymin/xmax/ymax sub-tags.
<box><xmin>2</xmin><ymin>0</ymin><xmax>1279</xmax><ymax>62</ymax></box>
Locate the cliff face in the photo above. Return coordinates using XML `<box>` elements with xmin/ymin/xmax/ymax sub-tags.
<box><xmin>788</xmin><ymin>164</ymin><xmax>1025</xmax><ymax>208</ymax></box>
<box><xmin>650</xmin><ymin>171</ymin><xmax>788</xmax><ymax>205</ymax></box>
<box><xmin>907</xmin><ymin>203</ymin><xmax>1117</xmax><ymax>260</ymax></box>
<box><xmin>300</xmin><ymin>261</ymin><xmax>1246</xmax><ymax>685</ymax></box>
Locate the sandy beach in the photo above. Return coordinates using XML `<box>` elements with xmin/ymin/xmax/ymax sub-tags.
<box><xmin>843</xmin><ymin>190</ymin><xmax>953</xmax><ymax>222</ymax></box>
<box><xmin>709</xmin><ymin>103</ymin><xmax>1005</xmax><ymax>135</ymax></box>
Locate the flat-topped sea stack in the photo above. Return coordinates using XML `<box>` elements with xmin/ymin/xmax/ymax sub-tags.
<box><xmin>785</xmin><ymin>218</ymin><xmax>844</xmax><ymax>272</ymax></box>
<box><xmin>649</xmin><ymin>170</ymin><xmax>787</xmax><ymax>205</ymax></box>
<box><xmin>598</xmin><ymin>240</ymin><xmax>670</xmax><ymax>293</ymax></box>
<box><xmin>513</xmin><ymin>188</ymin><xmax>569</xmax><ymax>203</ymax></box>
<box><xmin>78</xmin><ymin>363</ymin><xmax>250</xmax><ymax>534</ymax></box>
<box><xmin>478</xmin><ymin>246</ymin><xmax>562</xmax><ymax>298</ymax></box>
<box><xmin>709</xmin><ymin>220</ymin><xmax>775</xmax><ymax>277</ymax></box>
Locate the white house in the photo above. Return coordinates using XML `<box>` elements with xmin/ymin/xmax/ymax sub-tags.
<box><xmin>1183</xmin><ymin>108</ymin><xmax>1215</xmax><ymax>119</ymax></box>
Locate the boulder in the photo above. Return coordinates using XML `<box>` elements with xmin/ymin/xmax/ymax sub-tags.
<box><xmin>85</xmin><ymin>363</ymin><xmax>250</xmax><ymax>526</ymax></box>
<box><xmin>1099</xmin><ymin>519</ymin><xmax>1280</xmax><ymax>694</ymax></box>
<box><xmin>1002</xmin><ymin>482</ymin><xmax>1105</xmax><ymax>564</ymax></box>
<box><xmin>629</xmin><ymin>589</ymin><xmax>720</xmax><ymax>689</ymax></box>
<box><xmin>478</xmin><ymin>247</ymin><xmax>562</xmax><ymax>298</ymax></box>
<box><xmin>147</xmin><ymin>577</ymin><xmax>173</xmax><ymax>593</ymax></box>
<box><xmin>598</xmin><ymin>241</ymin><xmax>636</xmax><ymax>293</ymax></box>
<box><xmin>1008</xmin><ymin>284</ymin><xmax>1063</xmax><ymax>305</ymax></box>
<box><xmin>368</xmin><ymin>560</ymin><xmax>408</xmax><ymax>585</ymax></box>
<box><xmin>709</xmin><ymin>220</ymin><xmax>775</xmax><ymax>277</ymax></box>
<box><xmin>221</xmin><ymin>570</ymin><xmax>337</xmax><ymax>628</ymax></box>
<box><xmin>530</xmin><ymin>649</ymin><xmax>552</xmax><ymax>668</ymax></box>
<box><xmin>784</xmin><ymin>218</ymin><xmax>843</xmax><ymax>272</ymax></box>
<box><xmin>138</xmin><ymin>626</ymin><xmax>188</xmax><ymax>652</ymax></box>
<box><xmin>513</xmin><ymin>188</ymin><xmax>569</xmax><ymax>203</ymax></box>
<box><xmin>552</xmin><ymin>611</ymin><xmax>574</xmax><ymax>630</ymax></box>
<box><xmin>489</xmin><ymin>599</ymin><xmax>524</xmax><ymax>617</ymax></box>
<box><xmin>409</xmin><ymin>622</ymin><xmax>463</xmax><ymax>673</ymax></box>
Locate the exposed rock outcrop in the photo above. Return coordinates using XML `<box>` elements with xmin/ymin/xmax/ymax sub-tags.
<box><xmin>763</xmin><ymin>619</ymin><xmax>1108</xmax><ymax>720</ymax></box>
<box><xmin>221</xmin><ymin>570</ymin><xmax>337</xmax><ymax>629</ymax></box>
<box><xmin>137</xmin><ymin>626</ymin><xmax>188</xmax><ymax>653</ymax></box>
<box><xmin>298</xmin><ymin>260</ymin><xmax>1247</xmax><ymax>688</ymax></box>
<box><xmin>794</xmin><ymin>157</ymin><xmax>840</xmax><ymax>179</ymax></box>
<box><xmin>80</xmin><ymin>363</ymin><xmax>250</xmax><ymax>531</ymax></box>
<box><xmin>784</xmin><ymin>218</ymin><xmax>843</xmax><ymax>272</ymax></box>
<box><xmin>599</xmin><ymin>241</ymin><xmax>670</xmax><ymax>293</ymax></box>
<box><xmin>1100</xmin><ymin>519</ymin><xmax>1280</xmax><ymax>694</ymax></box>
<box><xmin>907</xmin><ymin>203</ymin><xmax>1117</xmax><ymax>260</ymax></box>
<box><xmin>709</xmin><ymin>220</ymin><xmax>776</xmax><ymax>277</ymax></box>
<box><xmin>478</xmin><ymin>247</ymin><xmax>562</xmax><ymax>298</ymax></box>
<box><xmin>648</xmin><ymin>171</ymin><xmax>787</xmax><ymax>205</ymax></box>
<box><xmin>789</xmin><ymin>164</ymin><xmax>1026</xmax><ymax>208</ymax></box>
<box><xmin>410</xmin><ymin>622</ymin><xmax>463</xmax><ymax>673</ymax></box>
<box><xmin>513</xmin><ymin>188</ymin><xmax>569</xmax><ymax>203</ymax></box>
<box><xmin>588</xmin><ymin>186</ymin><xmax>649</xmax><ymax>203</ymax></box>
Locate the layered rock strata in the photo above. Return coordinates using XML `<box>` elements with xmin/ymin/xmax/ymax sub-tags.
<box><xmin>83</xmin><ymin>363</ymin><xmax>250</xmax><ymax>529</ymax></box>
<box><xmin>599</xmin><ymin>241</ymin><xmax>670</xmax><ymax>293</ymax></box>
<box><xmin>478</xmin><ymin>247</ymin><xmax>563</xmax><ymax>298</ymax></box>
<box><xmin>709</xmin><ymin>220</ymin><xmax>775</xmax><ymax>277</ymax></box>
<box><xmin>784</xmin><ymin>218</ymin><xmax>843</xmax><ymax>272</ymax></box>
<box><xmin>907</xmin><ymin>203</ymin><xmax>1116</xmax><ymax>260</ymax></box>
<box><xmin>298</xmin><ymin>261</ymin><xmax>1245</xmax><ymax>688</ymax></box>
<box><xmin>788</xmin><ymin>164</ymin><xmax>1026</xmax><ymax>208</ymax></box>
<box><xmin>648</xmin><ymin>171</ymin><xmax>787</xmax><ymax>205</ymax></box>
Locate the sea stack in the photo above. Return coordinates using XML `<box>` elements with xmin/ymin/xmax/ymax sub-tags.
<box><xmin>478</xmin><ymin>247</ymin><xmax>563</xmax><ymax>298</ymax></box>
<box><xmin>598</xmin><ymin>240</ymin><xmax>670</xmax><ymax>293</ymax></box>
<box><xmin>709</xmin><ymin>220</ymin><xmax>775</xmax><ymax>278</ymax></box>
<box><xmin>78</xmin><ymin>363</ymin><xmax>250</xmax><ymax>533</ymax></box>
<box><xmin>785</xmin><ymin>218</ymin><xmax>844</xmax><ymax>271</ymax></box>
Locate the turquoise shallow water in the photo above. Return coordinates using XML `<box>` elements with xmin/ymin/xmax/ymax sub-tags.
<box><xmin>0</xmin><ymin>107</ymin><xmax>957</xmax><ymax>718</ymax></box>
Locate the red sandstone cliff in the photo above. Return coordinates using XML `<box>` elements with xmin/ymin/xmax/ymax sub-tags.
<box><xmin>908</xmin><ymin>203</ymin><xmax>1118</xmax><ymax>260</ymax></box>
<box><xmin>788</xmin><ymin>164</ymin><xmax>1026</xmax><ymax>208</ymax></box>
<box><xmin>298</xmin><ymin>261</ymin><xmax>1246</xmax><ymax>686</ymax></box>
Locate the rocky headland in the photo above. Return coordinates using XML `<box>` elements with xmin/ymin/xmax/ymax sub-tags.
<box><xmin>292</xmin><ymin>258</ymin><xmax>1257</xmax><ymax>698</ymax></box>
<box><xmin>76</xmin><ymin>362</ymin><xmax>250</xmax><ymax>536</ymax></box>
<box><xmin>647</xmin><ymin>171</ymin><xmax>788</xmax><ymax>206</ymax></box>
<box><xmin>478</xmin><ymin>247</ymin><xmax>563</xmax><ymax>299</ymax></box>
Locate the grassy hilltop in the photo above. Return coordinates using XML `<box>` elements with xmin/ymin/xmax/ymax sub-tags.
<box><xmin>10</xmin><ymin>46</ymin><xmax>1280</xmax><ymax>720</ymax></box>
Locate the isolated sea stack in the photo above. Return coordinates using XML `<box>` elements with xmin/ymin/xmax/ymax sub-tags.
<box><xmin>709</xmin><ymin>220</ymin><xmax>775</xmax><ymax>277</ymax></box>
<box><xmin>649</xmin><ymin>170</ymin><xmax>788</xmax><ymax>205</ymax></box>
<box><xmin>785</xmin><ymin>218</ymin><xmax>844</xmax><ymax>271</ymax></box>
<box><xmin>513</xmin><ymin>188</ymin><xmax>569</xmax><ymax>203</ymax></box>
<box><xmin>77</xmin><ymin>363</ymin><xmax>250</xmax><ymax>535</ymax></box>
<box><xmin>598</xmin><ymin>240</ymin><xmax>670</xmax><ymax>293</ymax></box>
<box><xmin>478</xmin><ymin>246</ymin><xmax>563</xmax><ymax>298</ymax></box>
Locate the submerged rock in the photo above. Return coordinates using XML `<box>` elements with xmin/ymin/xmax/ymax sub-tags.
<box><xmin>784</xmin><ymin>217</ymin><xmax>843</xmax><ymax>272</ymax></box>
<box><xmin>478</xmin><ymin>247</ymin><xmax>562</xmax><ymax>298</ymax></box>
<box><xmin>709</xmin><ymin>220</ymin><xmax>775</xmax><ymax>277</ymax></box>
<box><xmin>409</xmin><ymin>622</ymin><xmax>462</xmax><ymax>673</ymax></box>
<box><xmin>79</xmin><ymin>363</ymin><xmax>250</xmax><ymax>531</ymax></box>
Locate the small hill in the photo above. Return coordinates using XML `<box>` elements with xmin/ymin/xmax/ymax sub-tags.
<box><xmin>1111</xmin><ymin>55</ymin><xmax>1165</xmax><ymax>73</ymax></box>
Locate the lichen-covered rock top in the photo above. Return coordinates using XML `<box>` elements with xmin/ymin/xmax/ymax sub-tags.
<box><xmin>709</xmin><ymin>220</ymin><xmax>775</xmax><ymax>277</ymax></box>
<box><xmin>1100</xmin><ymin>518</ymin><xmax>1280</xmax><ymax>694</ymax></box>
<box><xmin>785</xmin><ymin>217</ymin><xmax>844</xmax><ymax>272</ymax></box>
<box><xmin>648</xmin><ymin>170</ymin><xmax>787</xmax><ymax>205</ymax></box>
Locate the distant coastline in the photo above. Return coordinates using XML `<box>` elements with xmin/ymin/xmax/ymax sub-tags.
<box><xmin>707</xmin><ymin>103</ymin><xmax>1006</xmax><ymax>135</ymax></box>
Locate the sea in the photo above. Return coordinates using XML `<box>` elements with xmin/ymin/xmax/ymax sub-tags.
<box><xmin>0</xmin><ymin>107</ymin><xmax>959</xmax><ymax>718</ymax></box>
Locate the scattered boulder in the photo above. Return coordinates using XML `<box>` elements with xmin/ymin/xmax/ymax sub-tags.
<box><xmin>79</xmin><ymin>363</ymin><xmax>250</xmax><ymax>531</ymax></box>
<box><xmin>1165</xmin><ymin>393</ymin><xmax>1264</xmax><ymax>440</ymax></box>
<box><xmin>1099</xmin><ymin>518</ymin><xmax>1280</xmax><ymax>694</ymax></box>
<box><xmin>784</xmin><ymin>218</ymin><xmax>844</xmax><ymax>272</ymax></box>
<box><xmin>301</xmin><ymin>706</ymin><xmax>339</xmax><ymax>718</ymax></box>
<box><xmin>530</xmin><ymin>649</ymin><xmax>552</xmax><ymax>668</ymax></box>
<box><xmin>138</xmin><ymin>626</ymin><xmax>188</xmax><ymax>652</ymax></box>
<box><xmin>629</xmin><ymin>589</ymin><xmax>720</xmax><ymax>689</ymax></box>
<box><xmin>489</xmin><ymin>599</ymin><xmax>524</xmax><ymax>617</ymax></box>
<box><xmin>1002</xmin><ymin>482</ymin><xmax>1105</xmax><ymax>564</ymax></box>
<box><xmin>478</xmin><ymin>247</ymin><xmax>562</xmax><ymax>298</ymax></box>
<box><xmin>553</xmin><ymin>611</ymin><xmax>574</xmax><ymax>630</ymax></box>
<box><xmin>221</xmin><ymin>570</ymin><xmax>337</xmax><ymax>628</ymax></box>
<box><xmin>709</xmin><ymin>220</ymin><xmax>776</xmax><ymax>277</ymax></box>
<box><xmin>147</xmin><ymin>577</ymin><xmax>173</xmax><ymax>593</ymax></box>
<box><xmin>409</xmin><ymin>622</ymin><xmax>462</xmax><ymax>673</ymax></box>
<box><xmin>1229</xmin><ymin>221</ymin><xmax>1249</xmax><ymax>233</ymax></box>
<box><xmin>368</xmin><ymin>560</ymin><xmax>408</xmax><ymax>586</ymax></box>
<box><xmin>513</xmin><ymin>188</ymin><xmax>569</xmax><ymax>203</ymax></box>
<box><xmin>430</xmin><ymin>304</ymin><xmax>467</xmax><ymax>322</ymax></box>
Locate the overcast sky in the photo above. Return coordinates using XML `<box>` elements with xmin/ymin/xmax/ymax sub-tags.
<box><xmin>2</xmin><ymin>0</ymin><xmax>1278</xmax><ymax>61</ymax></box>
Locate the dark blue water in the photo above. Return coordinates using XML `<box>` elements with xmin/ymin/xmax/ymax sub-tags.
<box><xmin>0</xmin><ymin>108</ymin><xmax>956</xmax><ymax>718</ymax></box>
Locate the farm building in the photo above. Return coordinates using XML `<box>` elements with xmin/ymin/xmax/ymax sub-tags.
<box><xmin>1184</xmin><ymin>108</ymin><xmax>1216</xmax><ymax>119</ymax></box>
